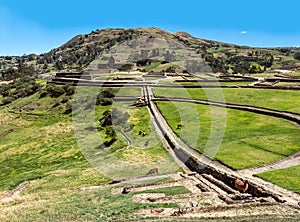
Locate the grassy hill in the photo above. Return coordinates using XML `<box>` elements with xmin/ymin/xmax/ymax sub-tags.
<box><xmin>1</xmin><ymin>28</ymin><xmax>300</xmax><ymax>81</ymax></box>
<box><xmin>0</xmin><ymin>28</ymin><xmax>300</xmax><ymax>221</ymax></box>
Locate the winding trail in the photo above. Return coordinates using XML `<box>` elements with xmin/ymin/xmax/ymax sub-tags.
<box><xmin>120</xmin><ymin>131</ymin><xmax>131</xmax><ymax>149</ymax></box>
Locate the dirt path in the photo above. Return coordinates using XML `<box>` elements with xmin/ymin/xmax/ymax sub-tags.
<box><xmin>238</xmin><ymin>151</ymin><xmax>300</xmax><ymax>176</ymax></box>
<box><xmin>120</xmin><ymin>131</ymin><xmax>131</xmax><ymax>149</ymax></box>
<box><xmin>0</xmin><ymin>181</ymin><xmax>30</xmax><ymax>203</ymax></box>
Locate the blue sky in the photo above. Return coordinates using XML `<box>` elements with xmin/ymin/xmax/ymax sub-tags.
<box><xmin>0</xmin><ymin>0</ymin><xmax>300</xmax><ymax>55</ymax></box>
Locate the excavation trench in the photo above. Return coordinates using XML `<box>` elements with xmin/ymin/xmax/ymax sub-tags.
<box><xmin>146</xmin><ymin>91</ymin><xmax>287</xmax><ymax>204</ymax></box>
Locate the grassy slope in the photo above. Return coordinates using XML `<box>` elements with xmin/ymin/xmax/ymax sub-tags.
<box><xmin>0</xmin><ymin>90</ymin><xmax>180</xmax><ymax>221</ymax></box>
<box><xmin>0</xmin><ymin>93</ymin><xmax>109</xmax><ymax>192</ymax></box>
<box><xmin>156</xmin><ymin>101</ymin><xmax>300</xmax><ymax>169</ymax></box>
<box><xmin>0</xmin><ymin>179</ymin><xmax>178</xmax><ymax>222</ymax></box>
<box><xmin>256</xmin><ymin>165</ymin><xmax>300</xmax><ymax>193</ymax></box>
<box><xmin>74</xmin><ymin>98</ymin><xmax>179</xmax><ymax>179</ymax></box>
<box><xmin>154</xmin><ymin>88</ymin><xmax>300</xmax><ymax>114</ymax></box>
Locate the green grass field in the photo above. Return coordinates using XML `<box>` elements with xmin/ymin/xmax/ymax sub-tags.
<box><xmin>160</xmin><ymin>80</ymin><xmax>253</xmax><ymax>87</ymax></box>
<box><xmin>1</xmin><ymin>83</ymin><xmax>299</xmax><ymax>220</ymax></box>
<box><xmin>256</xmin><ymin>165</ymin><xmax>300</xmax><ymax>193</ymax></box>
<box><xmin>113</xmin><ymin>87</ymin><xmax>142</xmax><ymax>97</ymax></box>
<box><xmin>0</xmin><ymin>90</ymin><xmax>180</xmax><ymax>221</ymax></box>
<box><xmin>0</xmin><ymin>93</ymin><xmax>108</xmax><ymax>192</ymax></box>
<box><xmin>154</xmin><ymin>87</ymin><xmax>300</xmax><ymax>114</ymax></box>
<box><xmin>156</xmin><ymin>101</ymin><xmax>300</xmax><ymax>169</ymax></box>
<box><xmin>0</xmin><ymin>180</ymin><xmax>178</xmax><ymax>222</ymax></box>
<box><xmin>0</xmin><ymin>87</ymin><xmax>179</xmax><ymax>187</ymax></box>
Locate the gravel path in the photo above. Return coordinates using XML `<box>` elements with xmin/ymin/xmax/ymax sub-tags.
<box><xmin>238</xmin><ymin>151</ymin><xmax>300</xmax><ymax>176</ymax></box>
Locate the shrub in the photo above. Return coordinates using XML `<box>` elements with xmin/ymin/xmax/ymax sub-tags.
<box><xmin>63</xmin><ymin>101</ymin><xmax>73</xmax><ymax>114</ymax></box>
<box><xmin>39</xmin><ymin>90</ymin><xmax>48</xmax><ymax>98</ymax></box>
<box><xmin>2</xmin><ymin>97</ymin><xmax>13</xmax><ymax>105</ymax></box>
<box><xmin>96</xmin><ymin>88</ymin><xmax>116</xmax><ymax>106</ymax></box>
<box><xmin>294</xmin><ymin>52</ymin><xmax>300</xmax><ymax>60</ymax></box>
<box><xmin>63</xmin><ymin>84</ymin><xmax>75</xmax><ymax>96</ymax></box>
<box><xmin>61</xmin><ymin>96</ymin><xmax>70</xmax><ymax>104</ymax></box>
<box><xmin>46</xmin><ymin>84</ymin><xmax>65</xmax><ymax>98</ymax></box>
<box><xmin>99</xmin><ymin>98</ymin><xmax>113</xmax><ymax>106</ymax></box>
<box><xmin>52</xmin><ymin>100</ymin><xmax>61</xmax><ymax>108</ymax></box>
<box><xmin>99</xmin><ymin>110</ymin><xmax>112</xmax><ymax>127</ymax></box>
<box><xmin>105</xmin><ymin>126</ymin><xmax>116</xmax><ymax>138</ymax></box>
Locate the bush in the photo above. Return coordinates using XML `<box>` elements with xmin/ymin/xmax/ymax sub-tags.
<box><xmin>52</xmin><ymin>100</ymin><xmax>61</xmax><ymax>108</ymax></box>
<box><xmin>61</xmin><ymin>96</ymin><xmax>70</xmax><ymax>104</ymax></box>
<box><xmin>63</xmin><ymin>101</ymin><xmax>73</xmax><ymax>114</ymax></box>
<box><xmin>105</xmin><ymin>126</ymin><xmax>116</xmax><ymax>138</ymax></box>
<box><xmin>294</xmin><ymin>52</ymin><xmax>300</xmax><ymax>60</ymax></box>
<box><xmin>99</xmin><ymin>110</ymin><xmax>112</xmax><ymax>127</ymax></box>
<box><xmin>2</xmin><ymin>97</ymin><xmax>13</xmax><ymax>105</ymax></box>
<box><xmin>39</xmin><ymin>90</ymin><xmax>48</xmax><ymax>98</ymax></box>
<box><xmin>46</xmin><ymin>84</ymin><xmax>65</xmax><ymax>98</ymax></box>
<box><xmin>0</xmin><ymin>86</ymin><xmax>11</xmax><ymax>97</ymax></box>
<box><xmin>100</xmin><ymin>98</ymin><xmax>113</xmax><ymax>106</ymax></box>
<box><xmin>96</xmin><ymin>88</ymin><xmax>116</xmax><ymax>106</ymax></box>
<box><xmin>100</xmin><ymin>88</ymin><xmax>116</xmax><ymax>98</ymax></box>
<box><xmin>63</xmin><ymin>84</ymin><xmax>75</xmax><ymax>96</ymax></box>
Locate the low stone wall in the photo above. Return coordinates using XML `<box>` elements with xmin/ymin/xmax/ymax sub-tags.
<box><xmin>173</xmin><ymin>147</ymin><xmax>285</xmax><ymax>202</ymax></box>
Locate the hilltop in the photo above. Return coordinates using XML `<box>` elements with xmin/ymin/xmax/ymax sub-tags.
<box><xmin>1</xmin><ymin>28</ymin><xmax>300</xmax><ymax>81</ymax></box>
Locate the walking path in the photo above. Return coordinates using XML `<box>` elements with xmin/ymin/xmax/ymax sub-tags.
<box><xmin>238</xmin><ymin>151</ymin><xmax>300</xmax><ymax>176</ymax></box>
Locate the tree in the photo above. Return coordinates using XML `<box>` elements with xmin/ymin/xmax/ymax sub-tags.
<box><xmin>46</xmin><ymin>84</ymin><xmax>65</xmax><ymax>97</ymax></box>
<box><xmin>294</xmin><ymin>52</ymin><xmax>300</xmax><ymax>60</ymax></box>
<box><xmin>55</xmin><ymin>61</ymin><xmax>64</xmax><ymax>70</ymax></box>
<box><xmin>99</xmin><ymin>110</ymin><xmax>112</xmax><ymax>127</ymax></box>
<box><xmin>248</xmin><ymin>63</ymin><xmax>263</xmax><ymax>74</ymax></box>
<box><xmin>96</xmin><ymin>88</ymin><xmax>115</xmax><ymax>106</ymax></box>
<box><xmin>105</xmin><ymin>126</ymin><xmax>116</xmax><ymax>138</ymax></box>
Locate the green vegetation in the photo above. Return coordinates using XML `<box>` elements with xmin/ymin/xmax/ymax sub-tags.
<box><xmin>0</xmin><ymin>76</ymin><xmax>42</xmax><ymax>105</ymax></box>
<box><xmin>0</xmin><ymin>82</ymin><xmax>180</xmax><ymax>221</ymax></box>
<box><xmin>114</xmin><ymin>87</ymin><xmax>141</xmax><ymax>97</ymax></box>
<box><xmin>0</xmin><ymin>92</ymin><xmax>107</xmax><ymax>192</ymax></box>
<box><xmin>0</xmin><ymin>80</ymin><xmax>177</xmax><ymax>188</ymax></box>
<box><xmin>154</xmin><ymin>88</ymin><xmax>300</xmax><ymax>113</ymax></box>
<box><xmin>144</xmin><ymin>61</ymin><xmax>162</xmax><ymax>72</ymax></box>
<box><xmin>82</xmin><ymin>101</ymin><xmax>179</xmax><ymax>178</ymax></box>
<box><xmin>256</xmin><ymin>165</ymin><xmax>300</xmax><ymax>193</ymax></box>
<box><xmin>0</xmin><ymin>185</ymin><xmax>178</xmax><ymax>221</ymax></box>
<box><xmin>156</xmin><ymin>101</ymin><xmax>300</xmax><ymax>169</ymax></box>
<box><xmin>2</xmin><ymin>28</ymin><xmax>300</xmax><ymax>81</ymax></box>
<box><xmin>1</xmin><ymin>28</ymin><xmax>300</xmax><ymax>220</ymax></box>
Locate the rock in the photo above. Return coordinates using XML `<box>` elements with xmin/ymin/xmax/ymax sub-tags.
<box><xmin>121</xmin><ymin>186</ymin><xmax>131</xmax><ymax>194</ymax></box>
<box><xmin>191</xmin><ymin>201</ymin><xmax>198</xmax><ymax>207</ymax></box>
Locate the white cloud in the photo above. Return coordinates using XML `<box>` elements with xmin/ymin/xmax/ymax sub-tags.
<box><xmin>241</xmin><ymin>31</ymin><xmax>247</xmax><ymax>34</ymax></box>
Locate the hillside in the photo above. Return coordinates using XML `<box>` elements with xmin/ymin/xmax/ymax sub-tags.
<box><xmin>1</xmin><ymin>28</ymin><xmax>300</xmax><ymax>81</ymax></box>
<box><xmin>0</xmin><ymin>28</ymin><xmax>300</xmax><ymax>221</ymax></box>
